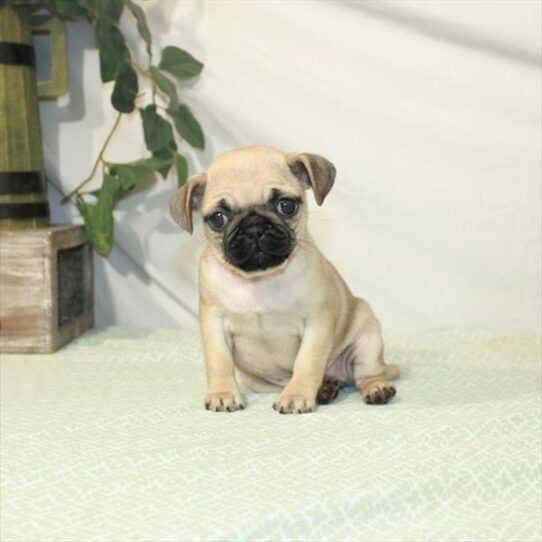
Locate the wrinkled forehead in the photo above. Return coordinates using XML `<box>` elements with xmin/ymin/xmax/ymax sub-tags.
<box><xmin>201</xmin><ymin>159</ymin><xmax>302</xmax><ymax>214</ymax></box>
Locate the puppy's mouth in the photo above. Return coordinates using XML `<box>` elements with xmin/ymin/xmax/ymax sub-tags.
<box><xmin>223</xmin><ymin>213</ymin><xmax>294</xmax><ymax>272</ymax></box>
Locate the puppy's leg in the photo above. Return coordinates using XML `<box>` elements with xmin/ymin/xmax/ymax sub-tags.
<box><xmin>273</xmin><ymin>321</ymin><xmax>333</xmax><ymax>414</ymax></box>
<box><xmin>200</xmin><ymin>303</ymin><xmax>244</xmax><ymax>412</ymax></box>
<box><xmin>351</xmin><ymin>325</ymin><xmax>399</xmax><ymax>405</ymax></box>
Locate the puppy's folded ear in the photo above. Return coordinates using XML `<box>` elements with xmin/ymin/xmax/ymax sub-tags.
<box><xmin>170</xmin><ymin>172</ymin><xmax>207</xmax><ymax>233</ymax></box>
<box><xmin>286</xmin><ymin>153</ymin><xmax>336</xmax><ymax>205</ymax></box>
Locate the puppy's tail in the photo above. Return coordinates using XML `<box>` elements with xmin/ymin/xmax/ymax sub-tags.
<box><xmin>384</xmin><ymin>364</ymin><xmax>400</xmax><ymax>381</ymax></box>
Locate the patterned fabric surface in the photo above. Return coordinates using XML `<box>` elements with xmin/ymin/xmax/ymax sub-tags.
<box><xmin>1</xmin><ymin>327</ymin><xmax>541</xmax><ymax>542</ymax></box>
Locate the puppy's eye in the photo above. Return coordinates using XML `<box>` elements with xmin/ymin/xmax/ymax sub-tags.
<box><xmin>276</xmin><ymin>197</ymin><xmax>297</xmax><ymax>216</ymax></box>
<box><xmin>208</xmin><ymin>211</ymin><xmax>229</xmax><ymax>230</ymax></box>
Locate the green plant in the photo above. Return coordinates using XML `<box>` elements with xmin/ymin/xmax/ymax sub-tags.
<box><xmin>8</xmin><ymin>0</ymin><xmax>205</xmax><ymax>255</ymax></box>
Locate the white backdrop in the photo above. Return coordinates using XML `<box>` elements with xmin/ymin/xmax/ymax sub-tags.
<box><xmin>41</xmin><ymin>0</ymin><xmax>541</xmax><ymax>333</ymax></box>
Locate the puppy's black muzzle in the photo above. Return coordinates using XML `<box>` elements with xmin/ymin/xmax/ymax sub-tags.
<box><xmin>224</xmin><ymin>213</ymin><xmax>294</xmax><ymax>272</ymax></box>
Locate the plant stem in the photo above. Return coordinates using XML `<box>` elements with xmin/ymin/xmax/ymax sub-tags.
<box><xmin>62</xmin><ymin>112</ymin><xmax>123</xmax><ymax>203</ymax></box>
<box><xmin>132</xmin><ymin>62</ymin><xmax>149</xmax><ymax>77</ymax></box>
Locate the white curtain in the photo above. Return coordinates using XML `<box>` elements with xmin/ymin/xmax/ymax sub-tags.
<box><xmin>41</xmin><ymin>0</ymin><xmax>541</xmax><ymax>333</ymax></box>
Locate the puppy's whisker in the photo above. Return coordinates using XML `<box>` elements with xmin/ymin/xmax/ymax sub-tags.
<box><xmin>294</xmin><ymin>239</ymin><xmax>312</xmax><ymax>253</ymax></box>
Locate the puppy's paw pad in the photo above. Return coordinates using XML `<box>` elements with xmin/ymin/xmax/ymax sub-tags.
<box><xmin>364</xmin><ymin>385</ymin><xmax>396</xmax><ymax>405</ymax></box>
<box><xmin>273</xmin><ymin>394</ymin><xmax>315</xmax><ymax>414</ymax></box>
<box><xmin>205</xmin><ymin>392</ymin><xmax>245</xmax><ymax>412</ymax></box>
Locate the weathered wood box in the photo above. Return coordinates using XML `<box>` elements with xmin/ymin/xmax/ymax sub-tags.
<box><xmin>0</xmin><ymin>225</ymin><xmax>93</xmax><ymax>353</ymax></box>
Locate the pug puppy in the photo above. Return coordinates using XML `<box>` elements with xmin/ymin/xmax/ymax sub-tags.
<box><xmin>170</xmin><ymin>145</ymin><xmax>399</xmax><ymax>414</ymax></box>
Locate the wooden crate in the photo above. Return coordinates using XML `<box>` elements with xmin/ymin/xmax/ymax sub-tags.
<box><xmin>0</xmin><ymin>225</ymin><xmax>93</xmax><ymax>353</ymax></box>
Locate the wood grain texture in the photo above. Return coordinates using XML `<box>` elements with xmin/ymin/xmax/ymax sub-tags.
<box><xmin>0</xmin><ymin>3</ymin><xmax>49</xmax><ymax>229</ymax></box>
<box><xmin>0</xmin><ymin>225</ymin><xmax>94</xmax><ymax>353</ymax></box>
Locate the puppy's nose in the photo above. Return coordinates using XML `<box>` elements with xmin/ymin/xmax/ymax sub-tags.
<box><xmin>246</xmin><ymin>223</ymin><xmax>266</xmax><ymax>239</ymax></box>
<box><xmin>243</xmin><ymin>216</ymin><xmax>268</xmax><ymax>240</ymax></box>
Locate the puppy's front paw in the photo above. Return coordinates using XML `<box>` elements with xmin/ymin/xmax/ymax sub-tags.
<box><xmin>205</xmin><ymin>391</ymin><xmax>245</xmax><ymax>412</ymax></box>
<box><xmin>273</xmin><ymin>393</ymin><xmax>315</xmax><ymax>414</ymax></box>
<box><xmin>363</xmin><ymin>383</ymin><xmax>396</xmax><ymax>405</ymax></box>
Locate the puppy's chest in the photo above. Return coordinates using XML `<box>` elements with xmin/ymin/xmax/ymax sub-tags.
<box><xmin>221</xmin><ymin>282</ymin><xmax>304</xmax><ymax>351</ymax></box>
<box><xmin>209</xmin><ymin>261</ymin><xmax>307</xmax><ymax>314</ymax></box>
<box><xmin>203</xmin><ymin>252</ymin><xmax>310</xmax><ymax>374</ymax></box>
<box><xmin>224</xmin><ymin>310</ymin><xmax>303</xmax><ymax>340</ymax></box>
<box><xmin>225</xmin><ymin>311</ymin><xmax>303</xmax><ymax>376</ymax></box>
<box><xmin>217</xmin><ymin>279</ymin><xmax>305</xmax><ymax>374</ymax></box>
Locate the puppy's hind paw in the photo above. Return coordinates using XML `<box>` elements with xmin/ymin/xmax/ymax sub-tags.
<box><xmin>363</xmin><ymin>384</ymin><xmax>396</xmax><ymax>405</ymax></box>
<box><xmin>205</xmin><ymin>392</ymin><xmax>245</xmax><ymax>412</ymax></box>
<box><xmin>316</xmin><ymin>378</ymin><xmax>343</xmax><ymax>404</ymax></box>
<box><xmin>273</xmin><ymin>394</ymin><xmax>315</xmax><ymax>414</ymax></box>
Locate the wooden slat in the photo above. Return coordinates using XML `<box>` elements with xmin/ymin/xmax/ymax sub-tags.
<box><xmin>0</xmin><ymin>225</ymin><xmax>94</xmax><ymax>353</ymax></box>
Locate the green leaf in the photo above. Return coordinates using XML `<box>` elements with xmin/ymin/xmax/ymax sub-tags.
<box><xmin>98</xmin><ymin>0</ymin><xmax>124</xmax><ymax>21</ymax></box>
<box><xmin>158</xmin><ymin>46</ymin><xmax>203</xmax><ymax>80</ymax></box>
<box><xmin>95</xmin><ymin>18</ymin><xmax>130</xmax><ymax>82</ymax></box>
<box><xmin>78</xmin><ymin>0</ymin><xmax>123</xmax><ymax>20</ymax></box>
<box><xmin>174</xmin><ymin>152</ymin><xmax>188</xmax><ymax>187</ymax></box>
<box><xmin>125</xmin><ymin>0</ymin><xmax>152</xmax><ymax>57</ymax></box>
<box><xmin>149</xmin><ymin>66</ymin><xmax>178</xmax><ymax>110</ymax></box>
<box><xmin>76</xmin><ymin>173</ymin><xmax>119</xmax><ymax>255</ymax></box>
<box><xmin>168</xmin><ymin>104</ymin><xmax>205</xmax><ymax>149</ymax></box>
<box><xmin>109</xmin><ymin>157</ymin><xmax>174</xmax><ymax>182</ymax></box>
<box><xmin>48</xmin><ymin>0</ymin><xmax>88</xmax><ymax>17</ymax></box>
<box><xmin>75</xmin><ymin>0</ymin><xmax>97</xmax><ymax>16</ymax></box>
<box><xmin>107</xmin><ymin>156</ymin><xmax>173</xmax><ymax>196</ymax></box>
<box><xmin>140</xmin><ymin>105</ymin><xmax>175</xmax><ymax>152</ymax></box>
<box><xmin>152</xmin><ymin>145</ymin><xmax>176</xmax><ymax>179</ymax></box>
<box><xmin>111</xmin><ymin>61</ymin><xmax>138</xmax><ymax>113</ymax></box>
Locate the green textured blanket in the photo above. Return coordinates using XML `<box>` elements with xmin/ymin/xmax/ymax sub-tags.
<box><xmin>1</xmin><ymin>328</ymin><xmax>541</xmax><ymax>542</ymax></box>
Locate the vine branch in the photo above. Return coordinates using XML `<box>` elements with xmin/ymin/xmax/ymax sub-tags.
<box><xmin>62</xmin><ymin>112</ymin><xmax>123</xmax><ymax>203</ymax></box>
<box><xmin>132</xmin><ymin>62</ymin><xmax>149</xmax><ymax>77</ymax></box>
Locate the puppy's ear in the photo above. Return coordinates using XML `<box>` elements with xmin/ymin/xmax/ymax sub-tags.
<box><xmin>170</xmin><ymin>172</ymin><xmax>207</xmax><ymax>234</ymax></box>
<box><xmin>287</xmin><ymin>153</ymin><xmax>336</xmax><ymax>205</ymax></box>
